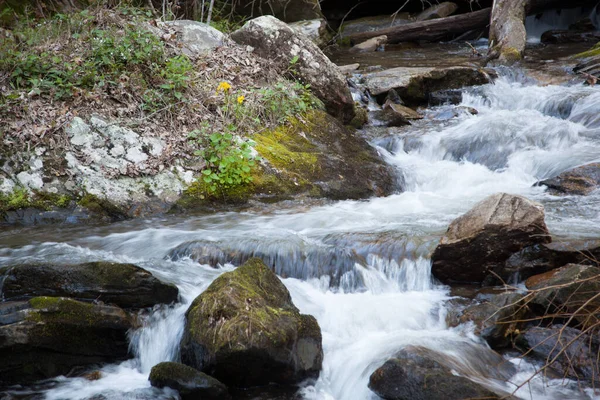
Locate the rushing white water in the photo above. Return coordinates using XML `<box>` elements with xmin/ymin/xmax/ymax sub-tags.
<box><xmin>525</xmin><ymin>7</ymin><xmax>594</xmax><ymax>43</ymax></box>
<box><xmin>1</xmin><ymin>72</ymin><xmax>600</xmax><ymax>399</ymax></box>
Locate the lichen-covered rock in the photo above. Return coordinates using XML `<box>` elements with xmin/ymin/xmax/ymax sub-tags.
<box><xmin>516</xmin><ymin>325</ymin><xmax>599</xmax><ymax>382</ymax></box>
<box><xmin>368</xmin><ymin>345</ymin><xmax>510</xmax><ymax>400</ymax></box>
<box><xmin>488</xmin><ymin>0</ymin><xmax>527</xmax><ymax>64</ymax></box>
<box><xmin>160</xmin><ymin>20</ymin><xmax>228</xmax><ymax>56</ymax></box>
<box><xmin>1</xmin><ymin>262</ymin><xmax>178</xmax><ymax>309</ymax></box>
<box><xmin>230</xmin><ymin>16</ymin><xmax>355</xmax><ymax>123</ymax></box>
<box><xmin>525</xmin><ymin>264</ymin><xmax>600</xmax><ymax>329</ymax></box>
<box><xmin>363</xmin><ymin>66</ymin><xmax>491</xmax><ymax>104</ymax></box>
<box><xmin>180</xmin><ymin>258</ymin><xmax>323</xmax><ymax>387</ymax></box>
<box><xmin>149</xmin><ymin>362</ymin><xmax>230</xmax><ymax>400</ymax></box>
<box><xmin>539</xmin><ymin>163</ymin><xmax>600</xmax><ymax>195</ymax></box>
<box><xmin>289</xmin><ymin>19</ymin><xmax>330</xmax><ymax>48</ymax></box>
<box><xmin>431</xmin><ymin>193</ymin><xmax>551</xmax><ymax>285</ymax></box>
<box><xmin>0</xmin><ymin>297</ymin><xmax>131</xmax><ymax>386</ymax></box>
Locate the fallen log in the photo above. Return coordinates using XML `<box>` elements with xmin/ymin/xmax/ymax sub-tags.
<box><xmin>345</xmin><ymin>8</ymin><xmax>491</xmax><ymax>44</ymax></box>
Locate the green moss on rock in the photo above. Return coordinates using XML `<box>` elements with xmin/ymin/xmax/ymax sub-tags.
<box><xmin>575</xmin><ymin>42</ymin><xmax>600</xmax><ymax>58</ymax></box>
<box><xmin>180</xmin><ymin>258</ymin><xmax>323</xmax><ymax>387</ymax></box>
<box><xmin>77</xmin><ymin>193</ymin><xmax>128</xmax><ymax>221</ymax></box>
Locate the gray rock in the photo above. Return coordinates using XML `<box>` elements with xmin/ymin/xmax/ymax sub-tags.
<box><xmin>163</xmin><ymin>20</ymin><xmax>227</xmax><ymax>56</ymax></box>
<box><xmin>368</xmin><ymin>345</ymin><xmax>512</xmax><ymax>400</ymax></box>
<box><xmin>340</xmin><ymin>14</ymin><xmax>412</xmax><ymax>39</ymax></box>
<box><xmin>1</xmin><ymin>262</ymin><xmax>178</xmax><ymax>309</ymax></box>
<box><xmin>149</xmin><ymin>362</ymin><xmax>230</xmax><ymax>400</ymax></box>
<box><xmin>363</xmin><ymin>66</ymin><xmax>491</xmax><ymax>104</ymax></box>
<box><xmin>431</xmin><ymin>193</ymin><xmax>551</xmax><ymax>285</ymax></box>
<box><xmin>0</xmin><ymin>297</ymin><xmax>132</xmax><ymax>386</ymax></box>
<box><xmin>180</xmin><ymin>258</ymin><xmax>323</xmax><ymax>387</ymax></box>
<box><xmin>416</xmin><ymin>2</ymin><xmax>458</xmax><ymax>21</ymax></box>
<box><xmin>504</xmin><ymin>240</ymin><xmax>600</xmax><ymax>281</ymax></box>
<box><xmin>458</xmin><ymin>292</ymin><xmax>528</xmax><ymax>348</ymax></box>
<box><xmin>349</xmin><ymin>35</ymin><xmax>387</xmax><ymax>53</ymax></box>
<box><xmin>525</xmin><ymin>264</ymin><xmax>600</xmax><ymax>329</ymax></box>
<box><xmin>539</xmin><ymin>163</ymin><xmax>600</xmax><ymax>196</ymax></box>
<box><xmin>289</xmin><ymin>19</ymin><xmax>330</xmax><ymax>47</ymax></box>
<box><xmin>517</xmin><ymin>325</ymin><xmax>599</xmax><ymax>382</ymax></box>
<box><xmin>231</xmin><ymin>16</ymin><xmax>355</xmax><ymax>123</ymax></box>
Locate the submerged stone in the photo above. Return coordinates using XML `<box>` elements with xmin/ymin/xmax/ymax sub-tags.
<box><xmin>180</xmin><ymin>258</ymin><xmax>323</xmax><ymax>387</ymax></box>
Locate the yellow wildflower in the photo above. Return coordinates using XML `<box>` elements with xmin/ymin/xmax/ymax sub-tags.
<box><xmin>237</xmin><ymin>95</ymin><xmax>245</xmax><ymax>104</ymax></box>
<box><xmin>216</xmin><ymin>81</ymin><xmax>232</xmax><ymax>93</ymax></box>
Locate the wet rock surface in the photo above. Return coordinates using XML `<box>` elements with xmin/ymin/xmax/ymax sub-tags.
<box><xmin>149</xmin><ymin>362</ymin><xmax>230</xmax><ymax>400</ymax></box>
<box><xmin>516</xmin><ymin>325</ymin><xmax>600</xmax><ymax>382</ymax></box>
<box><xmin>363</xmin><ymin>66</ymin><xmax>491</xmax><ymax>104</ymax></box>
<box><xmin>432</xmin><ymin>193</ymin><xmax>551</xmax><ymax>285</ymax></box>
<box><xmin>180</xmin><ymin>258</ymin><xmax>323</xmax><ymax>387</ymax></box>
<box><xmin>457</xmin><ymin>292</ymin><xmax>528</xmax><ymax>348</ymax></box>
<box><xmin>231</xmin><ymin>16</ymin><xmax>355</xmax><ymax>123</ymax></box>
<box><xmin>525</xmin><ymin>264</ymin><xmax>600</xmax><ymax>329</ymax></box>
<box><xmin>0</xmin><ymin>297</ymin><xmax>132</xmax><ymax>386</ymax></box>
<box><xmin>1</xmin><ymin>262</ymin><xmax>178</xmax><ymax>309</ymax></box>
<box><xmin>368</xmin><ymin>345</ymin><xmax>510</xmax><ymax>400</ymax></box>
<box><xmin>504</xmin><ymin>240</ymin><xmax>600</xmax><ymax>281</ymax></box>
<box><xmin>539</xmin><ymin>162</ymin><xmax>600</xmax><ymax>196</ymax></box>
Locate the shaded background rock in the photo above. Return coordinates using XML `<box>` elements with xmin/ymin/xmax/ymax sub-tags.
<box><xmin>1</xmin><ymin>262</ymin><xmax>178</xmax><ymax>309</ymax></box>
<box><xmin>0</xmin><ymin>297</ymin><xmax>132</xmax><ymax>386</ymax></box>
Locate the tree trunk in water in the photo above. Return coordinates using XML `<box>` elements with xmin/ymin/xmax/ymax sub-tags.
<box><xmin>345</xmin><ymin>8</ymin><xmax>492</xmax><ymax>44</ymax></box>
<box><xmin>488</xmin><ymin>0</ymin><xmax>528</xmax><ymax>63</ymax></box>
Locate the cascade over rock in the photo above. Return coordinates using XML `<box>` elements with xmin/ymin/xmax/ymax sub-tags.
<box><xmin>431</xmin><ymin>193</ymin><xmax>551</xmax><ymax>285</ymax></box>
<box><xmin>368</xmin><ymin>345</ymin><xmax>511</xmax><ymax>400</ymax></box>
<box><xmin>230</xmin><ymin>16</ymin><xmax>355</xmax><ymax>123</ymax></box>
<box><xmin>180</xmin><ymin>258</ymin><xmax>323</xmax><ymax>387</ymax></box>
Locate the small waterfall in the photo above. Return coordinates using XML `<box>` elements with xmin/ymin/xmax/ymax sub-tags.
<box><xmin>525</xmin><ymin>7</ymin><xmax>593</xmax><ymax>43</ymax></box>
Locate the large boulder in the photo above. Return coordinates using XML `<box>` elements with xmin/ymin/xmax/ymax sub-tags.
<box><xmin>0</xmin><ymin>297</ymin><xmax>132</xmax><ymax>386</ymax></box>
<box><xmin>1</xmin><ymin>262</ymin><xmax>179</xmax><ymax>309</ymax></box>
<box><xmin>431</xmin><ymin>193</ymin><xmax>551</xmax><ymax>285</ymax></box>
<box><xmin>516</xmin><ymin>325</ymin><xmax>599</xmax><ymax>382</ymax></box>
<box><xmin>180</xmin><ymin>258</ymin><xmax>323</xmax><ymax>387</ymax></box>
<box><xmin>525</xmin><ymin>264</ymin><xmax>600</xmax><ymax>329</ymax></box>
<box><xmin>539</xmin><ymin>163</ymin><xmax>600</xmax><ymax>196</ymax></box>
<box><xmin>368</xmin><ymin>345</ymin><xmax>511</xmax><ymax>400</ymax></box>
<box><xmin>230</xmin><ymin>16</ymin><xmax>355</xmax><ymax>123</ymax></box>
<box><xmin>363</xmin><ymin>66</ymin><xmax>491</xmax><ymax>104</ymax></box>
<box><xmin>149</xmin><ymin>362</ymin><xmax>230</xmax><ymax>400</ymax></box>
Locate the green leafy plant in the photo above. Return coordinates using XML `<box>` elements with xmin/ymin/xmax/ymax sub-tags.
<box><xmin>188</xmin><ymin>126</ymin><xmax>257</xmax><ymax>193</ymax></box>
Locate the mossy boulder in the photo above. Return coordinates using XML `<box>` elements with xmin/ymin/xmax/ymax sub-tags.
<box><xmin>149</xmin><ymin>362</ymin><xmax>230</xmax><ymax>400</ymax></box>
<box><xmin>177</xmin><ymin>110</ymin><xmax>396</xmax><ymax>208</ymax></box>
<box><xmin>1</xmin><ymin>262</ymin><xmax>178</xmax><ymax>309</ymax></box>
<box><xmin>180</xmin><ymin>258</ymin><xmax>323</xmax><ymax>387</ymax></box>
<box><xmin>0</xmin><ymin>297</ymin><xmax>131</xmax><ymax>386</ymax></box>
